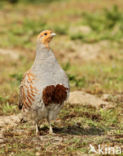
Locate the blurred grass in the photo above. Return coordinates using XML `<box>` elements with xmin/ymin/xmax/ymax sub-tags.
<box><xmin>70</xmin><ymin>5</ymin><xmax>123</xmax><ymax>43</ymax></box>
<box><xmin>1</xmin><ymin>0</ymin><xmax>66</xmax><ymax>4</ymax></box>
<box><xmin>0</xmin><ymin>0</ymin><xmax>123</xmax><ymax>155</ymax></box>
<box><xmin>0</xmin><ymin>0</ymin><xmax>122</xmax><ymax>108</ymax></box>
<box><xmin>0</xmin><ymin>0</ymin><xmax>123</xmax><ymax>109</ymax></box>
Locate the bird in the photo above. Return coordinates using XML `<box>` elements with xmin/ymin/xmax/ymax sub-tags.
<box><xmin>18</xmin><ymin>30</ymin><xmax>69</xmax><ymax>135</ymax></box>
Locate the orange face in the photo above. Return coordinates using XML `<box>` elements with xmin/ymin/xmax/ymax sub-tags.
<box><xmin>37</xmin><ymin>30</ymin><xmax>56</xmax><ymax>48</ymax></box>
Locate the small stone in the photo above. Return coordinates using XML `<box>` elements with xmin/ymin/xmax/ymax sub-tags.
<box><xmin>0</xmin><ymin>138</ymin><xmax>4</xmax><ymax>144</ymax></box>
<box><xmin>35</xmin><ymin>152</ymin><xmax>40</xmax><ymax>156</ymax></box>
<box><xmin>66</xmin><ymin>91</ymin><xmax>109</xmax><ymax>109</ymax></box>
<box><xmin>101</xmin><ymin>94</ymin><xmax>110</xmax><ymax>101</ymax></box>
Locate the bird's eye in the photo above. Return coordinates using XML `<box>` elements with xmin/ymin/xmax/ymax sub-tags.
<box><xmin>44</xmin><ymin>33</ymin><xmax>47</xmax><ymax>36</ymax></box>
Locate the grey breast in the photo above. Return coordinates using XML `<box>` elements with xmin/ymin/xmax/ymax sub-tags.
<box><xmin>31</xmin><ymin>47</ymin><xmax>69</xmax><ymax>91</ymax></box>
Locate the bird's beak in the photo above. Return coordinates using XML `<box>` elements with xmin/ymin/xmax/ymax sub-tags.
<box><xmin>51</xmin><ymin>32</ymin><xmax>56</xmax><ymax>37</ymax></box>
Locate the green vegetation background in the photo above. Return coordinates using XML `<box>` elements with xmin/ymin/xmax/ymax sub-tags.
<box><xmin>0</xmin><ymin>0</ymin><xmax>123</xmax><ymax>155</ymax></box>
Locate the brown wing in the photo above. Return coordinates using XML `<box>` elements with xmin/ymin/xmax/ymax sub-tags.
<box><xmin>18</xmin><ymin>71</ymin><xmax>39</xmax><ymax>111</ymax></box>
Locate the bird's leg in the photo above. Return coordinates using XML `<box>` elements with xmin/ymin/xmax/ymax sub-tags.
<box><xmin>36</xmin><ymin>123</ymin><xmax>39</xmax><ymax>135</ymax></box>
<box><xmin>35</xmin><ymin>123</ymin><xmax>40</xmax><ymax>135</ymax></box>
<box><xmin>47</xmin><ymin>117</ymin><xmax>53</xmax><ymax>134</ymax></box>
<box><xmin>49</xmin><ymin>122</ymin><xmax>53</xmax><ymax>134</ymax></box>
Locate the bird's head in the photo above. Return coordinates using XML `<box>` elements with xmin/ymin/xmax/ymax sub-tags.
<box><xmin>37</xmin><ymin>30</ymin><xmax>56</xmax><ymax>48</ymax></box>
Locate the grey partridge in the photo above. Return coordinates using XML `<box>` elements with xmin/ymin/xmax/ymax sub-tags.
<box><xmin>19</xmin><ymin>30</ymin><xmax>69</xmax><ymax>135</ymax></box>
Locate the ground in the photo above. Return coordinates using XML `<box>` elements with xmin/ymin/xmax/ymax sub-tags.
<box><xmin>0</xmin><ymin>0</ymin><xmax>123</xmax><ymax>155</ymax></box>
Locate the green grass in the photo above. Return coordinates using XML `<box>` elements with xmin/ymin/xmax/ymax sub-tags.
<box><xmin>70</xmin><ymin>5</ymin><xmax>123</xmax><ymax>43</ymax></box>
<box><xmin>1</xmin><ymin>102</ymin><xmax>17</xmax><ymax>115</ymax></box>
<box><xmin>0</xmin><ymin>102</ymin><xmax>122</xmax><ymax>155</ymax></box>
<box><xmin>64</xmin><ymin>59</ymin><xmax>123</xmax><ymax>93</ymax></box>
